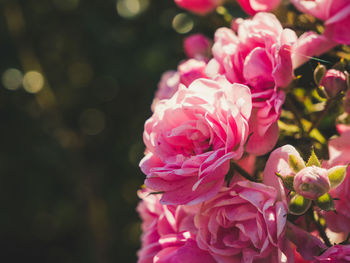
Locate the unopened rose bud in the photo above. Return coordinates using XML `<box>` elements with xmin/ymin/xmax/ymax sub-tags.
<box><xmin>320</xmin><ymin>69</ymin><xmax>347</xmax><ymax>97</ymax></box>
<box><xmin>293</xmin><ymin>166</ymin><xmax>331</xmax><ymax>200</ymax></box>
<box><xmin>184</xmin><ymin>34</ymin><xmax>212</xmax><ymax>60</ymax></box>
<box><xmin>174</xmin><ymin>0</ymin><xmax>223</xmax><ymax>15</ymax></box>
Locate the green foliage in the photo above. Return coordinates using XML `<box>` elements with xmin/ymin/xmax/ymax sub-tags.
<box><xmin>315</xmin><ymin>193</ymin><xmax>335</xmax><ymax>211</ymax></box>
<box><xmin>328</xmin><ymin>165</ymin><xmax>348</xmax><ymax>188</ymax></box>
<box><xmin>306</xmin><ymin>149</ymin><xmax>321</xmax><ymax>167</ymax></box>
<box><xmin>289</xmin><ymin>194</ymin><xmax>312</xmax><ymax>215</ymax></box>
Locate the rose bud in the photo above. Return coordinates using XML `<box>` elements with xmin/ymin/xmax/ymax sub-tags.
<box><xmin>320</xmin><ymin>69</ymin><xmax>347</xmax><ymax>97</ymax></box>
<box><xmin>184</xmin><ymin>34</ymin><xmax>212</xmax><ymax>60</ymax></box>
<box><xmin>174</xmin><ymin>0</ymin><xmax>223</xmax><ymax>15</ymax></box>
<box><xmin>293</xmin><ymin>166</ymin><xmax>331</xmax><ymax>200</ymax></box>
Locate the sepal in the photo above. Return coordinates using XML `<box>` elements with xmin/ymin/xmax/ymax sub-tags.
<box><xmin>328</xmin><ymin>165</ymin><xmax>348</xmax><ymax>188</ymax></box>
<box><xmin>315</xmin><ymin>193</ymin><xmax>334</xmax><ymax>211</ymax></box>
<box><xmin>289</xmin><ymin>193</ymin><xmax>312</xmax><ymax>215</ymax></box>
<box><xmin>289</xmin><ymin>154</ymin><xmax>306</xmax><ymax>173</ymax></box>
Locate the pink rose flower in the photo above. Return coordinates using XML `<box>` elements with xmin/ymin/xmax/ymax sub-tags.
<box><xmin>294</xmin><ymin>249</ymin><xmax>311</xmax><ymax>263</ymax></box>
<box><xmin>151</xmin><ymin>71</ymin><xmax>180</xmax><ymax>112</ymax></box>
<box><xmin>184</xmin><ymin>34</ymin><xmax>212</xmax><ymax>61</ymax></box>
<box><xmin>178</xmin><ymin>59</ymin><xmax>208</xmax><ymax>87</ymax></box>
<box><xmin>206</xmin><ymin>13</ymin><xmax>297</xmax><ymax>155</ymax></box>
<box><xmin>293</xmin><ymin>166</ymin><xmax>330</xmax><ymax>200</ymax></box>
<box><xmin>137</xmin><ymin>189</ymin><xmax>215</xmax><ymax>263</ymax></box>
<box><xmin>291</xmin><ymin>31</ymin><xmax>336</xmax><ymax>69</ymax></box>
<box><xmin>312</xmin><ymin>245</ymin><xmax>350</xmax><ymax>262</ymax></box>
<box><xmin>287</xmin><ymin>222</ymin><xmax>327</xmax><ymax>261</ymax></box>
<box><xmin>174</xmin><ymin>0</ymin><xmax>222</xmax><ymax>15</ymax></box>
<box><xmin>291</xmin><ymin>0</ymin><xmax>350</xmax><ymax>44</ymax></box>
<box><xmin>194</xmin><ymin>181</ymin><xmax>293</xmax><ymax>263</ymax></box>
<box><xmin>320</xmin><ymin>69</ymin><xmax>348</xmax><ymax>97</ymax></box>
<box><xmin>322</xmin><ymin>127</ymin><xmax>350</xmax><ymax>233</ymax></box>
<box><xmin>337</xmin><ymin>124</ymin><xmax>350</xmax><ymax>134</ymax></box>
<box><xmin>343</xmin><ymin>90</ymin><xmax>350</xmax><ymax>115</ymax></box>
<box><xmin>155</xmin><ymin>235</ymin><xmax>216</xmax><ymax>263</ymax></box>
<box><xmin>141</xmin><ymin>78</ymin><xmax>252</xmax><ymax>205</ymax></box>
<box><xmin>236</xmin><ymin>0</ymin><xmax>281</xmax><ymax>15</ymax></box>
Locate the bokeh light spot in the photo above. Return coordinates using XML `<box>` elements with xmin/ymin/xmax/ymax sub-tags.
<box><xmin>23</xmin><ymin>71</ymin><xmax>44</xmax><ymax>93</ymax></box>
<box><xmin>2</xmin><ymin>68</ymin><xmax>23</xmax><ymax>90</ymax></box>
<box><xmin>116</xmin><ymin>0</ymin><xmax>149</xmax><ymax>19</ymax></box>
<box><xmin>79</xmin><ymin>108</ymin><xmax>105</xmax><ymax>135</ymax></box>
<box><xmin>172</xmin><ymin>13</ymin><xmax>193</xmax><ymax>34</ymax></box>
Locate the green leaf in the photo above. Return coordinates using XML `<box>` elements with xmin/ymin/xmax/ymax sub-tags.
<box><xmin>289</xmin><ymin>155</ymin><xmax>306</xmax><ymax>173</ymax></box>
<box><xmin>315</xmin><ymin>193</ymin><xmax>334</xmax><ymax>211</ymax></box>
<box><xmin>288</xmin><ymin>194</ymin><xmax>311</xmax><ymax>215</ymax></box>
<box><xmin>306</xmin><ymin>149</ymin><xmax>321</xmax><ymax>167</ymax></box>
<box><xmin>328</xmin><ymin>165</ymin><xmax>348</xmax><ymax>188</ymax></box>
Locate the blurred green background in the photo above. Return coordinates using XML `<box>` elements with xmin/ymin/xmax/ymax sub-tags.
<box><xmin>0</xmin><ymin>0</ymin><xmax>234</xmax><ymax>262</ymax></box>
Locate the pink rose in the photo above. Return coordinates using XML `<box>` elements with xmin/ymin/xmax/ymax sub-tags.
<box><xmin>178</xmin><ymin>59</ymin><xmax>208</xmax><ymax>87</ymax></box>
<box><xmin>322</xmin><ymin>127</ymin><xmax>350</xmax><ymax>233</ymax></box>
<box><xmin>291</xmin><ymin>32</ymin><xmax>336</xmax><ymax>69</ymax></box>
<box><xmin>155</xmin><ymin>235</ymin><xmax>216</xmax><ymax>263</ymax></box>
<box><xmin>151</xmin><ymin>71</ymin><xmax>180</xmax><ymax>111</ymax></box>
<box><xmin>291</xmin><ymin>0</ymin><xmax>350</xmax><ymax>45</ymax></box>
<box><xmin>294</xmin><ymin>248</ymin><xmax>311</xmax><ymax>263</ymax></box>
<box><xmin>206</xmin><ymin>13</ymin><xmax>297</xmax><ymax>155</ymax></box>
<box><xmin>184</xmin><ymin>34</ymin><xmax>212</xmax><ymax>61</ymax></box>
<box><xmin>287</xmin><ymin>222</ymin><xmax>327</xmax><ymax>261</ymax></box>
<box><xmin>236</xmin><ymin>0</ymin><xmax>281</xmax><ymax>15</ymax></box>
<box><xmin>312</xmin><ymin>245</ymin><xmax>350</xmax><ymax>262</ymax></box>
<box><xmin>337</xmin><ymin>124</ymin><xmax>350</xmax><ymax>134</ymax></box>
<box><xmin>137</xmin><ymin>189</ymin><xmax>215</xmax><ymax>263</ymax></box>
<box><xmin>194</xmin><ymin>181</ymin><xmax>293</xmax><ymax>263</ymax></box>
<box><xmin>343</xmin><ymin>90</ymin><xmax>350</xmax><ymax>115</ymax></box>
<box><xmin>141</xmin><ymin>78</ymin><xmax>252</xmax><ymax>205</ymax></box>
<box><xmin>174</xmin><ymin>0</ymin><xmax>222</xmax><ymax>15</ymax></box>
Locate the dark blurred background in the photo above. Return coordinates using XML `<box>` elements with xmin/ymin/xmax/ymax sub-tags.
<box><xmin>2</xmin><ymin>0</ymin><xmax>347</xmax><ymax>262</ymax></box>
<box><xmin>0</xmin><ymin>0</ymin><xmax>228</xmax><ymax>262</ymax></box>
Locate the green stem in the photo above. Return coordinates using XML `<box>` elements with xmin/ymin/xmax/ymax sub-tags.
<box><xmin>286</xmin><ymin>95</ymin><xmax>305</xmax><ymax>136</ymax></box>
<box><xmin>308</xmin><ymin>98</ymin><xmax>335</xmax><ymax>134</ymax></box>
<box><xmin>307</xmin><ymin>209</ymin><xmax>332</xmax><ymax>247</ymax></box>
<box><xmin>230</xmin><ymin>161</ymin><xmax>258</xmax><ymax>182</ymax></box>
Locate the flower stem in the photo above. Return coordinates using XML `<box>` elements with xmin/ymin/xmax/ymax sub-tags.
<box><xmin>308</xmin><ymin>97</ymin><xmax>335</xmax><ymax>134</ymax></box>
<box><xmin>230</xmin><ymin>161</ymin><xmax>258</xmax><ymax>182</ymax></box>
<box><xmin>307</xmin><ymin>208</ymin><xmax>332</xmax><ymax>247</ymax></box>
<box><xmin>286</xmin><ymin>95</ymin><xmax>305</xmax><ymax>136</ymax></box>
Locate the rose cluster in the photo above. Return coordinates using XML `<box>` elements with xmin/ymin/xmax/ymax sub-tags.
<box><xmin>137</xmin><ymin>0</ymin><xmax>350</xmax><ymax>262</ymax></box>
